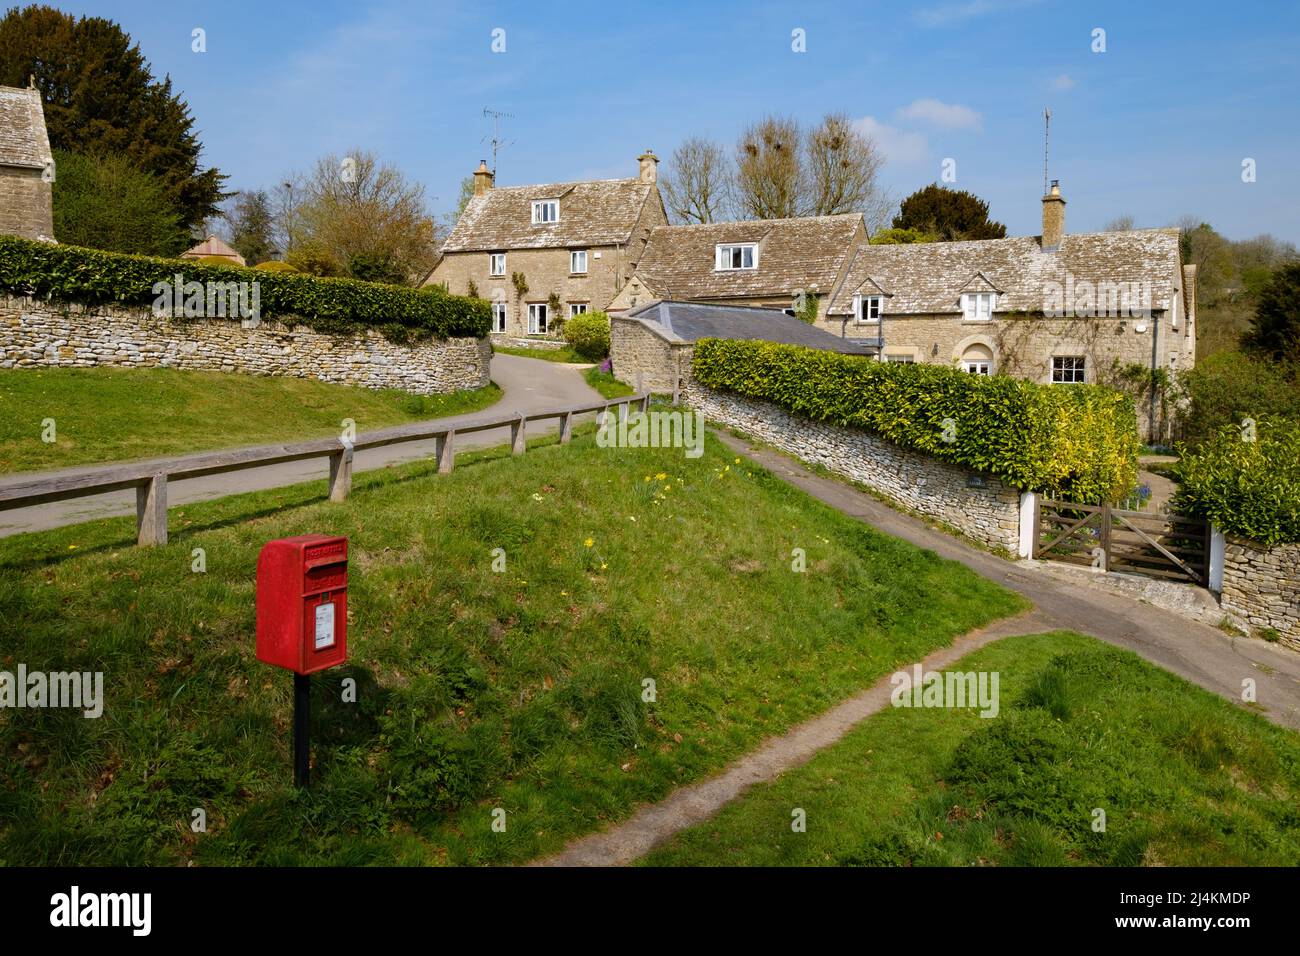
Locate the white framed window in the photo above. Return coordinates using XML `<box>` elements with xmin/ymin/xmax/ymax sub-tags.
<box><xmin>570</xmin><ymin>250</ymin><xmax>588</xmax><ymax>274</ymax></box>
<box><xmin>964</xmin><ymin>360</ymin><xmax>992</xmax><ymax>375</ymax></box>
<box><xmin>568</xmin><ymin>302</ymin><xmax>589</xmax><ymax>318</ymax></box>
<box><xmin>715</xmin><ymin>243</ymin><xmax>757</xmax><ymax>271</ymax></box>
<box><xmin>491</xmin><ymin>301</ymin><xmax>507</xmax><ymax>333</ymax></box>
<box><xmin>527</xmin><ymin>303</ymin><xmax>548</xmax><ymax>334</ymax></box>
<box><xmin>855</xmin><ymin>295</ymin><xmax>883</xmax><ymax>324</ymax></box>
<box><xmin>532</xmin><ymin>200</ymin><xmax>559</xmax><ymax>224</ymax></box>
<box><xmin>489</xmin><ymin>252</ymin><xmax>506</xmax><ymax>276</ymax></box>
<box><xmin>1051</xmin><ymin>355</ymin><xmax>1086</xmax><ymax>383</ymax></box>
<box><xmin>961</xmin><ymin>293</ymin><xmax>996</xmax><ymax>321</ymax></box>
<box><xmin>885</xmin><ymin>354</ymin><xmax>915</xmax><ymax>364</ymax></box>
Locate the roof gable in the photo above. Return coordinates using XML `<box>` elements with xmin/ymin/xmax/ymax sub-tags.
<box><xmin>0</xmin><ymin>85</ymin><xmax>52</xmax><ymax>169</ymax></box>
<box><xmin>442</xmin><ymin>178</ymin><xmax>656</xmax><ymax>252</ymax></box>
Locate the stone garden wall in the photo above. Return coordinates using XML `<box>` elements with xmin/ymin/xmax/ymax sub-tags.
<box><xmin>1</xmin><ymin>295</ymin><xmax>491</xmax><ymax>394</ymax></box>
<box><xmin>1220</xmin><ymin>537</ymin><xmax>1300</xmax><ymax>650</ymax></box>
<box><xmin>683</xmin><ymin>379</ymin><xmax>1023</xmax><ymax>554</ymax></box>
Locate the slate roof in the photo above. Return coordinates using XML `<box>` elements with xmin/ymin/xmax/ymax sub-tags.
<box><xmin>442</xmin><ymin>178</ymin><xmax>657</xmax><ymax>252</ymax></box>
<box><xmin>826</xmin><ymin>229</ymin><xmax>1183</xmax><ymax>316</ymax></box>
<box><xmin>0</xmin><ymin>85</ymin><xmax>52</xmax><ymax>169</ymax></box>
<box><xmin>628</xmin><ymin>300</ymin><xmax>877</xmax><ymax>353</ymax></box>
<box><xmin>631</xmin><ymin>214</ymin><xmax>864</xmax><ymax>300</ymax></box>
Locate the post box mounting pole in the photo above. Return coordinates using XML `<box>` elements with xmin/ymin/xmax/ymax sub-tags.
<box><xmin>294</xmin><ymin>672</ymin><xmax>311</xmax><ymax>788</ymax></box>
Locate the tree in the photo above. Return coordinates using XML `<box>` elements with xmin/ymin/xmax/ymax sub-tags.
<box><xmin>870</xmin><ymin>227</ymin><xmax>936</xmax><ymax>245</ymax></box>
<box><xmin>734</xmin><ymin>115</ymin><xmax>803</xmax><ymax>220</ymax></box>
<box><xmin>661</xmin><ymin>136</ymin><xmax>732</xmax><ymax>224</ymax></box>
<box><xmin>50</xmin><ymin>148</ymin><xmax>185</xmax><ymax>255</ymax></box>
<box><xmin>804</xmin><ymin>113</ymin><xmax>888</xmax><ymax>224</ymax></box>
<box><xmin>1243</xmin><ymin>262</ymin><xmax>1300</xmax><ymax>364</ymax></box>
<box><xmin>223</xmin><ymin>190</ymin><xmax>278</xmax><ymax>265</ymax></box>
<box><xmin>287</xmin><ymin>149</ymin><xmax>439</xmax><ymax>284</ymax></box>
<box><xmin>892</xmin><ymin>184</ymin><xmax>1006</xmax><ymax>241</ymax></box>
<box><xmin>0</xmin><ymin>5</ymin><xmax>226</xmax><ymax>235</ymax></box>
<box><xmin>1103</xmin><ymin>214</ymin><xmax>1135</xmax><ymax>231</ymax></box>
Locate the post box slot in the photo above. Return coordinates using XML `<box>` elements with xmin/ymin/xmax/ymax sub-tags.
<box><xmin>304</xmin><ymin>563</ymin><xmax>347</xmax><ymax>594</ymax></box>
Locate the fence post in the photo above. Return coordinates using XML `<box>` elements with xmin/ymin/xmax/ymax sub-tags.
<box><xmin>511</xmin><ymin>413</ymin><xmax>527</xmax><ymax>455</ymax></box>
<box><xmin>1100</xmin><ymin>501</ymin><xmax>1112</xmax><ymax>571</ymax></box>
<box><xmin>559</xmin><ymin>411</ymin><xmax>573</xmax><ymax>445</ymax></box>
<box><xmin>328</xmin><ymin>443</ymin><xmax>353</xmax><ymax>502</ymax></box>
<box><xmin>1208</xmin><ymin>524</ymin><xmax>1226</xmax><ymax>595</ymax></box>
<box><xmin>436</xmin><ymin>430</ymin><xmax>455</xmax><ymax>474</ymax></box>
<box><xmin>1018</xmin><ymin>491</ymin><xmax>1036</xmax><ymax>559</ymax></box>
<box><xmin>136</xmin><ymin>473</ymin><xmax>168</xmax><ymax>546</ymax></box>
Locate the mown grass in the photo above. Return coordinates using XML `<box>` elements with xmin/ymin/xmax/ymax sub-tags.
<box><xmin>0</xmin><ymin>367</ymin><xmax>502</xmax><ymax>472</ymax></box>
<box><xmin>642</xmin><ymin>631</ymin><xmax>1300</xmax><ymax>866</ymax></box>
<box><xmin>492</xmin><ymin>344</ymin><xmax>584</xmax><ymax>363</ymax></box>
<box><xmin>584</xmin><ymin>366</ymin><xmax>633</xmax><ymax>399</ymax></box>
<box><xmin>0</xmin><ymin>428</ymin><xmax>1023</xmax><ymax>865</ymax></box>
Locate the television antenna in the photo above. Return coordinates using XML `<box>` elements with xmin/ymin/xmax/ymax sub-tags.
<box><xmin>1042</xmin><ymin>107</ymin><xmax>1051</xmax><ymax>195</ymax></box>
<box><xmin>482</xmin><ymin>108</ymin><xmax>515</xmax><ymax>177</ymax></box>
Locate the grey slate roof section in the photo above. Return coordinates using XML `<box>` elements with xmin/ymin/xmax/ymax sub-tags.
<box><xmin>0</xmin><ymin>85</ymin><xmax>52</xmax><ymax>169</ymax></box>
<box><xmin>629</xmin><ymin>300</ymin><xmax>877</xmax><ymax>353</ymax></box>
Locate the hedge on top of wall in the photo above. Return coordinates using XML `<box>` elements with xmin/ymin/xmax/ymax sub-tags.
<box><xmin>0</xmin><ymin>235</ymin><xmax>490</xmax><ymax>343</ymax></box>
<box><xmin>692</xmin><ymin>338</ymin><xmax>1139</xmax><ymax>503</ymax></box>
<box><xmin>1175</xmin><ymin>417</ymin><xmax>1300</xmax><ymax>545</ymax></box>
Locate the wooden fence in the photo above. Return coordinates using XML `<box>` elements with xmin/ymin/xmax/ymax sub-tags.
<box><xmin>0</xmin><ymin>393</ymin><xmax>649</xmax><ymax>547</ymax></box>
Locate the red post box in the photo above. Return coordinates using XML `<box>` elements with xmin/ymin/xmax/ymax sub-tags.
<box><xmin>256</xmin><ymin>534</ymin><xmax>348</xmax><ymax>674</ymax></box>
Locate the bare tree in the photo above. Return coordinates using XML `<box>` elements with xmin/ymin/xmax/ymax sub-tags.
<box><xmin>1103</xmin><ymin>214</ymin><xmax>1135</xmax><ymax>231</ymax></box>
<box><xmin>660</xmin><ymin>137</ymin><xmax>733</xmax><ymax>224</ymax></box>
<box><xmin>734</xmin><ymin>115</ymin><xmax>804</xmax><ymax>220</ymax></box>
<box><xmin>805</xmin><ymin>113</ymin><xmax>887</xmax><ymax>224</ymax></box>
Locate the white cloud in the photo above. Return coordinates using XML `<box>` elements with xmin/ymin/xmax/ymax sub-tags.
<box><xmin>853</xmin><ymin>117</ymin><xmax>929</xmax><ymax>165</ymax></box>
<box><xmin>914</xmin><ymin>0</ymin><xmax>1042</xmax><ymax>28</ymax></box>
<box><xmin>896</xmin><ymin>98</ymin><xmax>983</xmax><ymax>131</ymax></box>
<box><xmin>1049</xmin><ymin>73</ymin><xmax>1077</xmax><ymax>92</ymax></box>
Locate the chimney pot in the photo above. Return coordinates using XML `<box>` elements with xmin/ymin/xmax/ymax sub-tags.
<box><xmin>637</xmin><ymin>149</ymin><xmax>660</xmax><ymax>184</ymax></box>
<box><xmin>472</xmin><ymin>159</ymin><xmax>495</xmax><ymax>197</ymax></box>
<box><xmin>1042</xmin><ymin>179</ymin><xmax>1066</xmax><ymax>250</ymax></box>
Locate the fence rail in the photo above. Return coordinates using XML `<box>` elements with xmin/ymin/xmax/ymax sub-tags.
<box><xmin>0</xmin><ymin>392</ymin><xmax>649</xmax><ymax>546</ymax></box>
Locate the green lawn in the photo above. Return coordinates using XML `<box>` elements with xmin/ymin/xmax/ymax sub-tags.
<box><xmin>0</xmin><ymin>428</ymin><xmax>1023</xmax><ymax>865</ymax></box>
<box><xmin>0</xmin><ymin>368</ymin><xmax>502</xmax><ymax>472</ymax></box>
<box><xmin>584</xmin><ymin>365</ymin><xmax>633</xmax><ymax>399</ymax></box>
<box><xmin>492</xmin><ymin>344</ymin><xmax>585</xmax><ymax>363</ymax></box>
<box><xmin>642</xmin><ymin>631</ymin><xmax>1300</xmax><ymax>866</ymax></box>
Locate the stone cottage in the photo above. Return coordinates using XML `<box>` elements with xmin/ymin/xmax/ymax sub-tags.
<box><xmin>425</xmin><ymin>152</ymin><xmax>668</xmax><ymax>341</ymax></box>
<box><xmin>607</xmin><ymin>213</ymin><xmax>866</xmax><ymax>320</ymax></box>
<box><xmin>0</xmin><ymin>82</ymin><xmax>54</xmax><ymax>241</ymax></box>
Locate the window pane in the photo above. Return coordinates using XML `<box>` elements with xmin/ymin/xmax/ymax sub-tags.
<box><xmin>742</xmin><ymin>247</ymin><xmax>754</xmax><ymax>268</ymax></box>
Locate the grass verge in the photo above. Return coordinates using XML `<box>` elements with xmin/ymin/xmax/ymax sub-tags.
<box><xmin>0</xmin><ymin>368</ymin><xmax>502</xmax><ymax>472</ymax></box>
<box><xmin>492</xmin><ymin>344</ymin><xmax>584</xmax><ymax>363</ymax></box>
<box><xmin>0</xmin><ymin>428</ymin><xmax>1023</xmax><ymax>865</ymax></box>
<box><xmin>585</xmin><ymin>365</ymin><xmax>633</xmax><ymax>399</ymax></box>
<box><xmin>641</xmin><ymin>631</ymin><xmax>1300</xmax><ymax>866</ymax></box>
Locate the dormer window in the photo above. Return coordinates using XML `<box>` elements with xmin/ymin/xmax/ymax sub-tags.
<box><xmin>715</xmin><ymin>243</ymin><xmax>757</xmax><ymax>271</ymax></box>
<box><xmin>532</xmin><ymin>200</ymin><xmax>559</xmax><ymax>224</ymax></box>
<box><xmin>855</xmin><ymin>295</ymin><xmax>883</xmax><ymax>324</ymax></box>
<box><xmin>961</xmin><ymin>292</ymin><xmax>996</xmax><ymax>321</ymax></box>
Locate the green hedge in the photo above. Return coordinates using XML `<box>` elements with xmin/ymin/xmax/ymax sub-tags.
<box><xmin>1175</xmin><ymin>418</ymin><xmax>1300</xmax><ymax>545</ymax></box>
<box><xmin>0</xmin><ymin>235</ymin><xmax>489</xmax><ymax>342</ymax></box>
<box><xmin>692</xmin><ymin>338</ymin><xmax>1139</xmax><ymax>503</ymax></box>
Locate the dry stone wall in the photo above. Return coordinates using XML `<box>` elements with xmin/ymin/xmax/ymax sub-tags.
<box><xmin>1220</xmin><ymin>537</ymin><xmax>1300</xmax><ymax>650</ymax></box>
<box><xmin>1</xmin><ymin>295</ymin><xmax>490</xmax><ymax>394</ymax></box>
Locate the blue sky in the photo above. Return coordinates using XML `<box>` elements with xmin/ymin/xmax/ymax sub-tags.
<box><xmin>56</xmin><ymin>0</ymin><xmax>1300</xmax><ymax>241</ymax></box>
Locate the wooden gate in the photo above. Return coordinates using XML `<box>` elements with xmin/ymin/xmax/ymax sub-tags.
<box><xmin>1033</xmin><ymin>498</ymin><xmax>1210</xmax><ymax>586</ymax></box>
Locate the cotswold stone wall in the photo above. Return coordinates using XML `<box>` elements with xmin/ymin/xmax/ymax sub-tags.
<box><xmin>1221</xmin><ymin>537</ymin><xmax>1300</xmax><ymax>650</ymax></box>
<box><xmin>0</xmin><ymin>295</ymin><xmax>491</xmax><ymax>394</ymax></box>
<box><xmin>610</xmin><ymin>315</ymin><xmax>689</xmax><ymax>393</ymax></box>
<box><xmin>684</xmin><ymin>380</ymin><xmax>1022</xmax><ymax>554</ymax></box>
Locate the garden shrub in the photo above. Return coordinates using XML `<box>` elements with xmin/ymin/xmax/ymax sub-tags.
<box><xmin>253</xmin><ymin>260</ymin><xmax>299</xmax><ymax>272</ymax></box>
<box><xmin>562</xmin><ymin>310</ymin><xmax>611</xmax><ymax>360</ymax></box>
<box><xmin>194</xmin><ymin>255</ymin><xmax>244</xmax><ymax>267</ymax></box>
<box><xmin>0</xmin><ymin>235</ymin><xmax>489</xmax><ymax>342</ymax></box>
<box><xmin>1174</xmin><ymin>417</ymin><xmax>1300</xmax><ymax>544</ymax></box>
<box><xmin>692</xmin><ymin>338</ymin><xmax>1138</xmax><ymax>502</ymax></box>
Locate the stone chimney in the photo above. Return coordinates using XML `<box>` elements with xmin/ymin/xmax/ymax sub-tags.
<box><xmin>1041</xmin><ymin>179</ymin><xmax>1066</xmax><ymax>251</ymax></box>
<box><xmin>637</xmin><ymin>149</ymin><xmax>659</xmax><ymax>184</ymax></box>
<box><xmin>473</xmin><ymin>159</ymin><xmax>494</xmax><ymax>197</ymax></box>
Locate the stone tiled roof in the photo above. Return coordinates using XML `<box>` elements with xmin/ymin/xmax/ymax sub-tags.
<box><xmin>827</xmin><ymin>229</ymin><xmax>1183</xmax><ymax>315</ymax></box>
<box><xmin>442</xmin><ymin>178</ymin><xmax>657</xmax><ymax>252</ymax></box>
<box><xmin>632</xmin><ymin>214</ymin><xmax>864</xmax><ymax>300</ymax></box>
<box><xmin>0</xmin><ymin>85</ymin><xmax>52</xmax><ymax>169</ymax></box>
<box><xmin>629</xmin><ymin>300</ymin><xmax>876</xmax><ymax>353</ymax></box>
<box><xmin>181</xmin><ymin>235</ymin><xmax>244</xmax><ymax>261</ymax></box>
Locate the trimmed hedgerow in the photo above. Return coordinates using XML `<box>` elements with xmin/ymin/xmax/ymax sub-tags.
<box><xmin>692</xmin><ymin>338</ymin><xmax>1138</xmax><ymax>503</ymax></box>
<box><xmin>1175</xmin><ymin>417</ymin><xmax>1300</xmax><ymax>545</ymax></box>
<box><xmin>0</xmin><ymin>235</ymin><xmax>489</xmax><ymax>342</ymax></box>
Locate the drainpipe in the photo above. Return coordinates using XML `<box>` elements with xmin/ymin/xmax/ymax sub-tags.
<box><xmin>1148</xmin><ymin>312</ymin><xmax>1160</xmax><ymax>443</ymax></box>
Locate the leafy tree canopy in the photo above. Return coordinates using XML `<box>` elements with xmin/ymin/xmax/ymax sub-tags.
<box><xmin>892</xmin><ymin>183</ymin><xmax>1006</xmax><ymax>241</ymax></box>
<box><xmin>50</xmin><ymin>148</ymin><xmax>185</xmax><ymax>256</ymax></box>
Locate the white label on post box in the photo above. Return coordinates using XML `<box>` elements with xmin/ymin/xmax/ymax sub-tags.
<box><xmin>314</xmin><ymin>601</ymin><xmax>335</xmax><ymax>650</ymax></box>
